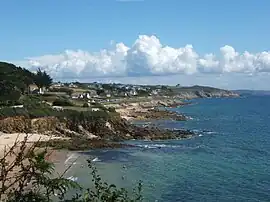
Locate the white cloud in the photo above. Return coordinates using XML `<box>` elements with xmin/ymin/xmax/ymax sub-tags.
<box><xmin>16</xmin><ymin>35</ymin><xmax>270</xmax><ymax>80</ymax></box>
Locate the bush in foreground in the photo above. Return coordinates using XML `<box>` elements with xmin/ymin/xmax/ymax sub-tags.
<box><xmin>0</xmin><ymin>135</ymin><xmax>143</xmax><ymax>202</ymax></box>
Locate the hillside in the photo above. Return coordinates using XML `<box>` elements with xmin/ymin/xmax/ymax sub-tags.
<box><xmin>173</xmin><ymin>85</ymin><xmax>239</xmax><ymax>99</ymax></box>
<box><xmin>234</xmin><ymin>90</ymin><xmax>270</xmax><ymax>96</ymax></box>
<box><xmin>0</xmin><ymin>62</ymin><xmax>35</xmax><ymax>102</ymax></box>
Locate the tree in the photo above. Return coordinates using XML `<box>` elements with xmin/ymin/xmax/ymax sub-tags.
<box><xmin>0</xmin><ymin>62</ymin><xmax>35</xmax><ymax>102</ymax></box>
<box><xmin>34</xmin><ymin>68</ymin><xmax>53</xmax><ymax>90</ymax></box>
<box><xmin>0</xmin><ymin>135</ymin><xmax>143</xmax><ymax>202</ymax></box>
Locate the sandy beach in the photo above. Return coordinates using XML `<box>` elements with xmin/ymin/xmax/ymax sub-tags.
<box><xmin>0</xmin><ymin>132</ymin><xmax>69</xmax><ymax>157</ymax></box>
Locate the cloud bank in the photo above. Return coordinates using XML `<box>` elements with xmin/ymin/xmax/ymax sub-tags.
<box><xmin>19</xmin><ymin>35</ymin><xmax>270</xmax><ymax>80</ymax></box>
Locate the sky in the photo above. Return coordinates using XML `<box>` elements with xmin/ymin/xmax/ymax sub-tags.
<box><xmin>1</xmin><ymin>0</ymin><xmax>270</xmax><ymax>90</ymax></box>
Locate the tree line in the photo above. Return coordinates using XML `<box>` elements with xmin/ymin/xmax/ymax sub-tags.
<box><xmin>0</xmin><ymin>62</ymin><xmax>53</xmax><ymax>103</ymax></box>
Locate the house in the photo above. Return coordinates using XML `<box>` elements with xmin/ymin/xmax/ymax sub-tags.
<box><xmin>129</xmin><ymin>90</ymin><xmax>138</xmax><ymax>96</ymax></box>
<box><xmin>29</xmin><ymin>84</ymin><xmax>46</xmax><ymax>94</ymax></box>
<box><xmin>69</xmin><ymin>83</ymin><xmax>78</xmax><ymax>88</ymax></box>
<box><xmin>91</xmin><ymin>108</ymin><xmax>100</xmax><ymax>112</ymax></box>
<box><xmin>71</xmin><ymin>93</ymin><xmax>81</xmax><ymax>99</ymax></box>
<box><xmin>87</xmin><ymin>99</ymin><xmax>96</xmax><ymax>103</ymax></box>
<box><xmin>71</xmin><ymin>92</ymin><xmax>96</xmax><ymax>100</ymax></box>
<box><xmin>151</xmin><ymin>90</ymin><xmax>159</xmax><ymax>95</ymax></box>
<box><xmin>51</xmin><ymin>82</ymin><xmax>63</xmax><ymax>88</ymax></box>
<box><xmin>28</xmin><ymin>84</ymin><xmax>38</xmax><ymax>93</ymax></box>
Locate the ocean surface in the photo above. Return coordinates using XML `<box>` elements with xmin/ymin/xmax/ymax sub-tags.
<box><xmin>66</xmin><ymin>95</ymin><xmax>270</xmax><ymax>202</ymax></box>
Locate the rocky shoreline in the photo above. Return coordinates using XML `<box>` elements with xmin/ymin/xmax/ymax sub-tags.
<box><xmin>0</xmin><ymin>98</ymin><xmax>195</xmax><ymax>152</ymax></box>
<box><xmin>0</xmin><ymin>93</ymin><xmax>239</xmax><ymax>152</ymax></box>
<box><xmin>113</xmin><ymin>99</ymin><xmax>189</xmax><ymax>121</ymax></box>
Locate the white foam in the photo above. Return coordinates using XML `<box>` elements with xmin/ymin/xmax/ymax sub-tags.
<box><xmin>92</xmin><ymin>157</ymin><xmax>101</xmax><ymax>162</ymax></box>
<box><xmin>192</xmin><ymin>129</ymin><xmax>200</xmax><ymax>133</ymax></box>
<box><xmin>65</xmin><ymin>153</ymin><xmax>78</xmax><ymax>165</ymax></box>
<box><xmin>204</xmin><ymin>131</ymin><xmax>216</xmax><ymax>134</ymax></box>
<box><xmin>198</xmin><ymin>134</ymin><xmax>203</xmax><ymax>137</ymax></box>
<box><xmin>67</xmin><ymin>176</ymin><xmax>78</xmax><ymax>182</ymax></box>
<box><xmin>137</xmin><ymin>144</ymin><xmax>182</xmax><ymax>149</ymax></box>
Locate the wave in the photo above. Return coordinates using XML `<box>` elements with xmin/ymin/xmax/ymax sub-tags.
<box><xmin>135</xmin><ymin>144</ymin><xmax>203</xmax><ymax>150</ymax></box>
<box><xmin>204</xmin><ymin>131</ymin><xmax>217</xmax><ymax>134</ymax></box>
<box><xmin>186</xmin><ymin>116</ymin><xmax>194</xmax><ymax>120</ymax></box>
<box><xmin>65</xmin><ymin>153</ymin><xmax>78</xmax><ymax>165</ymax></box>
<box><xmin>67</xmin><ymin>176</ymin><xmax>78</xmax><ymax>182</ymax></box>
<box><xmin>92</xmin><ymin>157</ymin><xmax>101</xmax><ymax>162</ymax></box>
<box><xmin>136</xmin><ymin>144</ymin><xmax>180</xmax><ymax>149</ymax></box>
<box><xmin>192</xmin><ymin>129</ymin><xmax>217</xmax><ymax>135</ymax></box>
<box><xmin>192</xmin><ymin>129</ymin><xmax>200</xmax><ymax>133</ymax></box>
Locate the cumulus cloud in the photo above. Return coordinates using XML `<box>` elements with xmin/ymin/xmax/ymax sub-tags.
<box><xmin>17</xmin><ymin>35</ymin><xmax>270</xmax><ymax>79</ymax></box>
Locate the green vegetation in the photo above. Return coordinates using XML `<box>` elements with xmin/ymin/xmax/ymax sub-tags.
<box><xmin>0</xmin><ymin>62</ymin><xmax>34</xmax><ymax>103</ymax></box>
<box><xmin>0</xmin><ymin>137</ymin><xmax>143</xmax><ymax>202</ymax></box>
<box><xmin>53</xmin><ymin>98</ymin><xmax>74</xmax><ymax>106</ymax></box>
<box><xmin>0</xmin><ymin>62</ymin><xmax>53</xmax><ymax>106</ymax></box>
<box><xmin>34</xmin><ymin>68</ymin><xmax>53</xmax><ymax>90</ymax></box>
<box><xmin>82</xmin><ymin>103</ymin><xmax>90</xmax><ymax>108</ymax></box>
<box><xmin>49</xmin><ymin>87</ymin><xmax>73</xmax><ymax>96</ymax></box>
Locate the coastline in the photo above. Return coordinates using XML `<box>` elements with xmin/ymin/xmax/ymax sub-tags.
<box><xmin>0</xmin><ymin>95</ymin><xmax>234</xmax><ymax>156</ymax></box>
<box><xmin>0</xmin><ymin>94</ymin><xmax>239</xmax><ymax>176</ymax></box>
<box><xmin>113</xmin><ymin>98</ymin><xmax>189</xmax><ymax>121</ymax></box>
<box><xmin>0</xmin><ymin>132</ymin><xmax>69</xmax><ymax>157</ymax></box>
<box><xmin>45</xmin><ymin>98</ymin><xmax>195</xmax><ymax>174</ymax></box>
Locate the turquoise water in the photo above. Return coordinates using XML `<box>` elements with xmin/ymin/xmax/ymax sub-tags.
<box><xmin>67</xmin><ymin>96</ymin><xmax>270</xmax><ymax>201</ymax></box>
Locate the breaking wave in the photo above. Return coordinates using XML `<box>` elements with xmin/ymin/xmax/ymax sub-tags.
<box><xmin>92</xmin><ymin>157</ymin><xmax>101</xmax><ymax>162</ymax></box>
<box><xmin>135</xmin><ymin>144</ymin><xmax>203</xmax><ymax>150</ymax></box>
<box><xmin>67</xmin><ymin>176</ymin><xmax>78</xmax><ymax>182</ymax></box>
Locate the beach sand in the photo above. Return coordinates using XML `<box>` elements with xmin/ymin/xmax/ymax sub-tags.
<box><xmin>0</xmin><ymin>132</ymin><xmax>69</xmax><ymax>157</ymax></box>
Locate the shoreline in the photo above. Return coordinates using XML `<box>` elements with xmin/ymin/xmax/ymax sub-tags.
<box><xmin>0</xmin><ymin>95</ymin><xmax>238</xmax><ymax>183</ymax></box>
<box><xmin>0</xmin><ymin>95</ymin><xmax>239</xmax><ymax>161</ymax></box>
<box><xmin>0</xmin><ymin>97</ymin><xmax>198</xmax><ymax>159</ymax></box>
<box><xmin>113</xmin><ymin>98</ymin><xmax>189</xmax><ymax>121</ymax></box>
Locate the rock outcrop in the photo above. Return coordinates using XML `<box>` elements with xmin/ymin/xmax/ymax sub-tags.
<box><xmin>0</xmin><ymin>114</ymin><xmax>195</xmax><ymax>142</ymax></box>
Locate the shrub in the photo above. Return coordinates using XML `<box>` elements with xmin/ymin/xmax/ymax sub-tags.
<box><xmin>108</xmin><ymin>107</ymin><xmax>116</xmax><ymax>112</ymax></box>
<box><xmin>0</xmin><ymin>107</ymin><xmax>31</xmax><ymax>118</ymax></box>
<box><xmin>52</xmin><ymin>99</ymin><xmax>74</xmax><ymax>106</ymax></box>
<box><xmin>82</xmin><ymin>103</ymin><xmax>90</xmax><ymax>108</ymax></box>
<box><xmin>90</xmin><ymin>102</ymin><xmax>107</xmax><ymax>111</ymax></box>
<box><xmin>20</xmin><ymin>95</ymin><xmax>48</xmax><ymax>109</ymax></box>
<box><xmin>49</xmin><ymin>87</ymin><xmax>73</xmax><ymax>96</ymax></box>
<box><xmin>0</xmin><ymin>136</ymin><xmax>143</xmax><ymax>202</ymax></box>
<box><xmin>0</xmin><ymin>100</ymin><xmax>23</xmax><ymax>107</ymax></box>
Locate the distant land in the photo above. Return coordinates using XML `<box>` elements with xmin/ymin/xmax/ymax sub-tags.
<box><xmin>233</xmin><ymin>90</ymin><xmax>270</xmax><ymax>96</ymax></box>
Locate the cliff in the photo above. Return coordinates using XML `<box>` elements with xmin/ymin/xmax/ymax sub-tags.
<box><xmin>0</xmin><ymin>110</ymin><xmax>193</xmax><ymax>143</ymax></box>
<box><xmin>173</xmin><ymin>85</ymin><xmax>239</xmax><ymax>99</ymax></box>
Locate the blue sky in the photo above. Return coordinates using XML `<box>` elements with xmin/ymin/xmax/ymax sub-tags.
<box><xmin>1</xmin><ymin>0</ymin><xmax>270</xmax><ymax>89</ymax></box>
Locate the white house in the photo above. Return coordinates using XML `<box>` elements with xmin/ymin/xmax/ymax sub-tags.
<box><xmin>151</xmin><ymin>90</ymin><xmax>158</xmax><ymax>95</ymax></box>
<box><xmin>91</xmin><ymin>108</ymin><xmax>100</xmax><ymax>112</ymax></box>
<box><xmin>71</xmin><ymin>93</ymin><xmax>80</xmax><ymax>99</ymax></box>
<box><xmin>85</xmin><ymin>93</ymin><xmax>91</xmax><ymax>99</ymax></box>
<box><xmin>129</xmin><ymin>90</ymin><xmax>138</xmax><ymax>96</ymax></box>
<box><xmin>69</xmin><ymin>83</ymin><xmax>78</xmax><ymax>88</ymax></box>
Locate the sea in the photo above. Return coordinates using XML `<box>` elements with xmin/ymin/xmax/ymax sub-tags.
<box><xmin>65</xmin><ymin>95</ymin><xmax>270</xmax><ymax>202</ymax></box>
